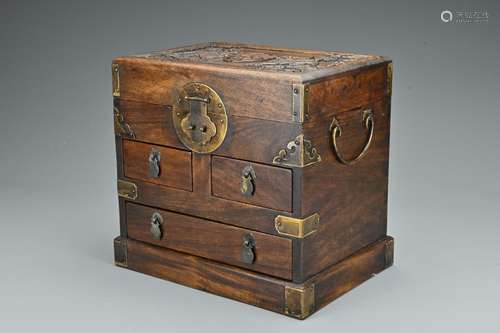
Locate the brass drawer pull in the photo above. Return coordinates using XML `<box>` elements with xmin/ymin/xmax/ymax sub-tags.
<box><xmin>149</xmin><ymin>212</ymin><xmax>164</xmax><ymax>240</ymax></box>
<box><xmin>241</xmin><ymin>233</ymin><xmax>255</xmax><ymax>264</ymax></box>
<box><xmin>148</xmin><ymin>149</ymin><xmax>161</xmax><ymax>178</ymax></box>
<box><xmin>241</xmin><ymin>166</ymin><xmax>256</xmax><ymax>197</ymax></box>
<box><xmin>329</xmin><ymin>109</ymin><xmax>374</xmax><ymax>165</ymax></box>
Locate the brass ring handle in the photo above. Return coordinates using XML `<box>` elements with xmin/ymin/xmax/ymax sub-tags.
<box><xmin>329</xmin><ymin>109</ymin><xmax>374</xmax><ymax>165</ymax></box>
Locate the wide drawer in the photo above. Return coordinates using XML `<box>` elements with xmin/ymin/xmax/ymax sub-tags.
<box><xmin>123</xmin><ymin>140</ymin><xmax>192</xmax><ymax>191</ymax></box>
<box><xmin>211</xmin><ymin>156</ymin><xmax>292</xmax><ymax>212</ymax></box>
<box><xmin>126</xmin><ymin>202</ymin><xmax>293</xmax><ymax>280</ymax></box>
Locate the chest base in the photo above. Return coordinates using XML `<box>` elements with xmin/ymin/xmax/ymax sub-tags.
<box><xmin>114</xmin><ymin>235</ymin><xmax>394</xmax><ymax>319</ymax></box>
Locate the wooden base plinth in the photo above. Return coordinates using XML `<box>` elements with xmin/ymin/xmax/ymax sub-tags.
<box><xmin>114</xmin><ymin>236</ymin><xmax>394</xmax><ymax>319</ymax></box>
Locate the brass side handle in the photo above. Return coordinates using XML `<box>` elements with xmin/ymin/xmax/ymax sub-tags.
<box><xmin>148</xmin><ymin>149</ymin><xmax>161</xmax><ymax>178</ymax></box>
<box><xmin>241</xmin><ymin>166</ymin><xmax>256</xmax><ymax>197</ymax></box>
<box><xmin>149</xmin><ymin>212</ymin><xmax>164</xmax><ymax>240</ymax></box>
<box><xmin>241</xmin><ymin>233</ymin><xmax>256</xmax><ymax>264</ymax></box>
<box><xmin>329</xmin><ymin>109</ymin><xmax>374</xmax><ymax>165</ymax></box>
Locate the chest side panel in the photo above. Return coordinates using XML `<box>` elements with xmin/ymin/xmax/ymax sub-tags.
<box><xmin>299</xmin><ymin>63</ymin><xmax>392</xmax><ymax>280</ymax></box>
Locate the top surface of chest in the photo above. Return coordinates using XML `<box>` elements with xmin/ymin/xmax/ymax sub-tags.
<box><xmin>133</xmin><ymin>41</ymin><xmax>385</xmax><ymax>76</ymax></box>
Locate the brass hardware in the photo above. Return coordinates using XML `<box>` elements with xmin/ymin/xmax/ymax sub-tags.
<box><xmin>172</xmin><ymin>82</ymin><xmax>228</xmax><ymax>153</ymax></box>
<box><xmin>113</xmin><ymin>236</ymin><xmax>128</xmax><ymax>268</ymax></box>
<box><xmin>113</xmin><ymin>107</ymin><xmax>135</xmax><ymax>138</ymax></box>
<box><xmin>292</xmin><ymin>83</ymin><xmax>310</xmax><ymax>123</ymax></box>
<box><xmin>112</xmin><ymin>63</ymin><xmax>120</xmax><ymax>97</ymax></box>
<box><xmin>241</xmin><ymin>165</ymin><xmax>256</xmax><ymax>196</ymax></box>
<box><xmin>272</xmin><ymin>134</ymin><xmax>321</xmax><ymax>168</ymax></box>
<box><xmin>274</xmin><ymin>213</ymin><xmax>320</xmax><ymax>238</ymax></box>
<box><xmin>330</xmin><ymin>109</ymin><xmax>374</xmax><ymax>165</ymax></box>
<box><xmin>241</xmin><ymin>233</ymin><xmax>256</xmax><ymax>264</ymax></box>
<box><xmin>117</xmin><ymin>179</ymin><xmax>138</xmax><ymax>200</ymax></box>
<box><xmin>284</xmin><ymin>284</ymin><xmax>315</xmax><ymax>319</ymax></box>
<box><xmin>150</xmin><ymin>212</ymin><xmax>164</xmax><ymax>240</ymax></box>
<box><xmin>148</xmin><ymin>149</ymin><xmax>161</xmax><ymax>178</ymax></box>
<box><xmin>385</xmin><ymin>237</ymin><xmax>394</xmax><ymax>268</ymax></box>
<box><xmin>387</xmin><ymin>62</ymin><xmax>393</xmax><ymax>95</ymax></box>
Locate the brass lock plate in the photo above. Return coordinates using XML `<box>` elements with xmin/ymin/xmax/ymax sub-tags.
<box><xmin>172</xmin><ymin>82</ymin><xmax>228</xmax><ymax>153</ymax></box>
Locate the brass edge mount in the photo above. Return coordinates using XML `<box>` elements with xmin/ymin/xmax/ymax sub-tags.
<box><xmin>113</xmin><ymin>236</ymin><xmax>128</xmax><ymax>268</ymax></box>
<box><xmin>112</xmin><ymin>63</ymin><xmax>120</xmax><ymax>97</ymax></box>
<box><xmin>385</xmin><ymin>237</ymin><xmax>395</xmax><ymax>268</ymax></box>
<box><xmin>292</xmin><ymin>83</ymin><xmax>310</xmax><ymax>123</ymax></box>
<box><xmin>284</xmin><ymin>283</ymin><xmax>315</xmax><ymax>319</ymax></box>
<box><xmin>272</xmin><ymin>134</ymin><xmax>321</xmax><ymax>168</ymax></box>
<box><xmin>114</xmin><ymin>107</ymin><xmax>136</xmax><ymax>138</ymax></box>
<box><xmin>117</xmin><ymin>179</ymin><xmax>138</xmax><ymax>200</ymax></box>
<box><xmin>387</xmin><ymin>62</ymin><xmax>393</xmax><ymax>95</ymax></box>
<box><xmin>274</xmin><ymin>213</ymin><xmax>320</xmax><ymax>238</ymax></box>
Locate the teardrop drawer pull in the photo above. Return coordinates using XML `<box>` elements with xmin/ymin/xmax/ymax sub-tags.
<box><xmin>241</xmin><ymin>233</ymin><xmax>256</xmax><ymax>264</ymax></box>
<box><xmin>148</xmin><ymin>149</ymin><xmax>161</xmax><ymax>178</ymax></box>
<box><xmin>241</xmin><ymin>165</ymin><xmax>256</xmax><ymax>197</ymax></box>
<box><xmin>149</xmin><ymin>212</ymin><xmax>164</xmax><ymax>240</ymax></box>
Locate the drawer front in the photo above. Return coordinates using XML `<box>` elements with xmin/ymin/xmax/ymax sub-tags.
<box><xmin>212</xmin><ymin>156</ymin><xmax>292</xmax><ymax>212</ymax></box>
<box><xmin>123</xmin><ymin>140</ymin><xmax>192</xmax><ymax>191</ymax></box>
<box><xmin>126</xmin><ymin>202</ymin><xmax>292</xmax><ymax>280</ymax></box>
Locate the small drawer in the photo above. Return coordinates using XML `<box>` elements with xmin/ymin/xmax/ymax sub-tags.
<box><xmin>211</xmin><ymin>156</ymin><xmax>292</xmax><ymax>212</ymax></box>
<box><xmin>123</xmin><ymin>140</ymin><xmax>192</xmax><ymax>191</ymax></box>
<box><xmin>126</xmin><ymin>202</ymin><xmax>292</xmax><ymax>280</ymax></box>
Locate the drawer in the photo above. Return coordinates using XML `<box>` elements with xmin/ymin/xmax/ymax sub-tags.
<box><xmin>211</xmin><ymin>156</ymin><xmax>292</xmax><ymax>212</ymax></box>
<box><xmin>126</xmin><ymin>202</ymin><xmax>292</xmax><ymax>280</ymax></box>
<box><xmin>123</xmin><ymin>140</ymin><xmax>192</xmax><ymax>191</ymax></box>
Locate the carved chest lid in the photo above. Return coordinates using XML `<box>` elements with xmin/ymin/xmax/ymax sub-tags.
<box><xmin>133</xmin><ymin>42</ymin><xmax>387</xmax><ymax>79</ymax></box>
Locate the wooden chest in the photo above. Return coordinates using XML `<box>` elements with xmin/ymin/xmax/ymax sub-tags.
<box><xmin>112</xmin><ymin>42</ymin><xmax>394</xmax><ymax>319</ymax></box>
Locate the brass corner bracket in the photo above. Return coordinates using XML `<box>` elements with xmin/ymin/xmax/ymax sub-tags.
<box><xmin>272</xmin><ymin>134</ymin><xmax>321</xmax><ymax>168</ymax></box>
<box><xmin>117</xmin><ymin>179</ymin><xmax>138</xmax><ymax>200</ymax></box>
<box><xmin>274</xmin><ymin>213</ymin><xmax>320</xmax><ymax>238</ymax></box>
<box><xmin>292</xmin><ymin>83</ymin><xmax>310</xmax><ymax>123</ymax></box>
<box><xmin>113</xmin><ymin>236</ymin><xmax>128</xmax><ymax>268</ymax></box>
<box><xmin>284</xmin><ymin>284</ymin><xmax>315</xmax><ymax>319</ymax></box>
<box><xmin>112</xmin><ymin>63</ymin><xmax>120</xmax><ymax>97</ymax></box>
<box><xmin>385</xmin><ymin>237</ymin><xmax>394</xmax><ymax>268</ymax></box>
<box><xmin>114</xmin><ymin>107</ymin><xmax>136</xmax><ymax>138</ymax></box>
<box><xmin>387</xmin><ymin>62</ymin><xmax>393</xmax><ymax>95</ymax></box>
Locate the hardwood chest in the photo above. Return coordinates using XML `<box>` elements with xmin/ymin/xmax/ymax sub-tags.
<box><xmin>112</xmin><ymin>42</ymin><xmax>394</xmax><ymax>319</ymax></box>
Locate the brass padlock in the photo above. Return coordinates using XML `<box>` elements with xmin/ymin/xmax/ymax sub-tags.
<box><xmin>241</xmin><ymin>233</ymin><xmax>255</xmax><ymax>264</ymax></box>
<box><xmin>150</xmin><ymin>212</ymin><xmax>164</xmax><ymax>240</ymax></box>
<box><xmin>241</xmin><ymin>165</ymin><xmax>256</xmax><ymax>197</ymax></box>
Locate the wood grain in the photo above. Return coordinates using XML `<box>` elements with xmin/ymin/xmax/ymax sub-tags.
<box><xmin>126</xmin><ymin>202</ymin><xmax>292</xmax><ymax>279</ymax></box>
<box><xmin>299</xmin><ymin>63</ymin><xmax>392</xmax><ymax>280</ymax></box>
<box><xmin>212</xmin><ymin>156</ymin><xmax>292</xmax><ymax>212</ymax></box>
<box><xmin>118</xmin><ymin>99</ymin><xmax>302</xmax><ymax>164</ymax></box>
<box><xmin>125</xmin><ymin>178</ymin><xmax>283</xmax><ymax>235</ymax></box>
<box><xmin>114</xmin><ymin>235</ymin><xmax>393</xmax><ymax>319</ymax></box>
<box><xmin>125</xmin><ymin>237</ymin><xmax>287</xmax><ymax>314</ymax></box>
<box><xmin>123</xmin><ymin>140</ymin><xmax>192</xmax><ymax>191</ymax></box>
<box><xmin>114</xmin><ymin>57</ymin><xmax>295</xmax><ymax>123</ymax></box>
<box><xmin>312</xmin><ymin>236</ymin><xmax>393</xmax><ymax>311</ymax></box>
